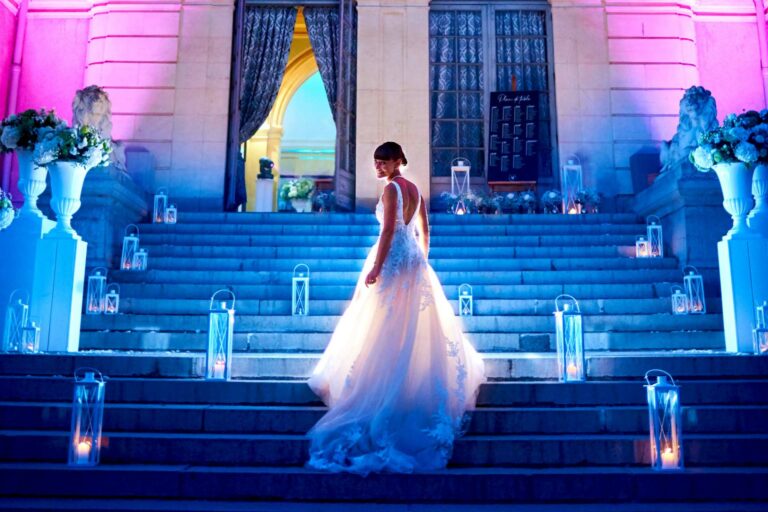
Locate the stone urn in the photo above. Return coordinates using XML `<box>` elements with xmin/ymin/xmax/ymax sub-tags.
<box><xmin>748</xmin><ymin>163</ymin><xmax>768</xmax><ymax>237</ymax></box>
<box><xmin>713</xmin><ymin>162</ymin><xmax>756</xmax><ymax>240</ymax></box>
<box><xmin>291</xmin><ymin>198</ymin><xmax>312</xmax><ymax>213</ymax></box>
<box><xmin>48</xmin><ymin>160</ymin><xmax>88</xmax><ymax>237</ymax></box>
<box><xmin>15</xmin><ymin>149</ymin><xmax>48</xmax><ymax>219</ymax></box>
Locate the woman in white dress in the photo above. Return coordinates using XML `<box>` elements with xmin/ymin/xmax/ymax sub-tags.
<box><xmin>307</xmin><ymin>141</ymin><xmax>485</xmax><ymax>475</ymax></box>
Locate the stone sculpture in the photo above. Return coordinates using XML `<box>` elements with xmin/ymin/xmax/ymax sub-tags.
<box><xmin>660</xmin><ymin>85</ymin><xmax>718</xmax><ymax>173</ymax></box>
<box><xmin>72</xmin><ymin>85</ymin><xmax>126</xmax><ymax>171</ymax></box>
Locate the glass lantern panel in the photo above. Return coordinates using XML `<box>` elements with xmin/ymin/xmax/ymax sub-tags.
<box><xmin>754</xmin><ymin>328</ymin><xmax>768</xmax><ymax>355</ymax></box>
<box><xmin>555</xmin><ymin>311</ymin><xmax>585</xmax><ymax>382</ymax></box>
<box><xmin>105</xmin><ymin>294</ymin><xmax>119</xmax><ymax>315</ymax></box>
<box><xmin>671</xmin><ymin>293</ymin><xmax>688</xmax><ymax>315</ymax></box>
<box><xmin>648</xmin><ymin>224</ymin><xmax>663</xmax><ymax>257</ymax></box>
<box><xmin>68</xmin><ymin>377</ymin><xmax>105</xmax><ymax>466</ymax></box>
<box><xmin>206</xmin><ymin>309</ymin><xmax>234</xmax><ymax>380</ymax></box>
<box><xmin>459</xmin><ymin>296</ymin><xmax>473</xmax><ymax>316</ymax></box>
<box><xmin>684</xmin><ymin>275</ymin><xmax>706</xmax><ymax>314</ymax></box>
<box><xmin>153</xmin><ymin>194</ymin><xmax>167</xmax><ymax>223</ymax></box>
<box><xmin>21</xmin><ymin>323</ymin><xmax>40</xmax><ymax>353</ymax></box>
<box><xmin>293</xmin><ymin>278</ymin><xmax>309</xmax><ymax>316</ymax></box>
<box><xmin>647</xmin><ymin>383</ymin><xmax>683</xmax><ymax>470</ymax></box>
<box><xmin>121</xmin><ymin>237</ymin><xmax>139</xmax><ymax>270</ymax></box>
<box><xmin>3</xmin><ymin>300</ymin><xmax>28</xmax><ymax>352</ymax></box>
<box><xmin>166</xmin><ymin>207</ymin><xmax>178</xmax><ymax>224</ymax></box>
<box><xmin>86</xmin><ymin>274</ymin><xmax>107</xmax><ymax>314</ymax></box>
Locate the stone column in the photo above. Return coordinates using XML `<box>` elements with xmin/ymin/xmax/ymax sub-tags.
<box><xmin>355</xmin><ymin>0</ymin><xmax>430</xmax><ymax>211</ymax></box>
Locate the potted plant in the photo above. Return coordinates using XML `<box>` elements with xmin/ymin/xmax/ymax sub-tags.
<box><xmin>280</xmin><ymin>178</ymin><xmax>315</xmax><ymax>213</ymax></box>
<box><xmin>575</xmin><ymin>188</ymin><xmax>601</xmax><ymax>214</ymax></box>
<box><xmin>541</xmin><ymin>189</ymin><xmax>562</xmax><ymax>214</ymax></box>
<box><xmin>0</xmin><ymin>109</ymin><xmax>65</xmax><ymax>219</ymax></box>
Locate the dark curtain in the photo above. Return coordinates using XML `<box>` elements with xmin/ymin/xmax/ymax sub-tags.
<box><xmin>304</xmin><ymin>7</ymin><xmax>339</xmax><ymax>123</ymax></box>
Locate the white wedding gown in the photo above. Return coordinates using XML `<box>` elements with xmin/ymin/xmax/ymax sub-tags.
<box><xmin>307</xmin><ymin>180</ymin><xmax>486</xmax><ymax>474</ymax></box>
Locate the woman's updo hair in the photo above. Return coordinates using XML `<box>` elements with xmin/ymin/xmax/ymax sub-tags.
<box><xmin>374</xmin><ymin>141</ymin><xmax>408</xmax><ymax>166</ymax></box>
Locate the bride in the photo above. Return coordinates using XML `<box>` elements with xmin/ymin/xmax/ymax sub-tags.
<box><xmin>307</xmin><ymin>141</ymin><xmax>485</xmax><ymax>474</ymax></box>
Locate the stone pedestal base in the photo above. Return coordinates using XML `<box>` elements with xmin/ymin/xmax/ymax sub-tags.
<box><xmin>30</xmin><ymin>231</ymin><xmax>87</xmax><ymax>352</ymax></box>
<box><xmin>255</xmin><ymin>178</ymin><xmax>274</xmax><ymax>212</ymax></box>
<box><xmin>718</xmin><ymin>236</ymin><xmax>768</xmax><ymax>352</ymax></box>
<box><xmin>0</xmin><ymin>214</ymin><xmax>56</xmax><ymax>343</ymax></box>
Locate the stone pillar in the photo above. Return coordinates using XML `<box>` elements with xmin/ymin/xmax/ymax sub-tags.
<box><xmin>355</xmin><ymin>0</ymin><xmax>430</xmax><ymax>211</ymax></box>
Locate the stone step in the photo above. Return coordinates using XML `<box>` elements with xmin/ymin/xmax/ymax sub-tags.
<box><xmin>2</xmin><ymin>353</ymin><xmax>762</xmax><ymax>381</ymax></box>
<box><xmin>3</xmin><ymin>402</ymin><xmax>765</xmax><ymax>435</ymax></box>
<box><xmin>2</xmin><ymin>430</ymin><xmax>766</xmax><ymax>467</ymax></box>
<box><xmin>1</xmin><ymin>464</ymin><xmax>765</xmax><ymax>503</ymax></box>
<box><xmin>78</xmin><ymin>331</ymin><xmax>725</xmax><ymax>354</ymax></box>
<box><xmin>145</xmin><ymin>256</ymin><xmax>678</xmax><ymax>272</ymax></box>
<box><xmin>2</xmin><ymin>375</ymin><xmax>766</xmax><ymax>406</ymax></box>
<box><xmin>137</xmin><ymin>233</ymin><xmax>640</xmax><ymax>248</ymax></box>
<box><xmin>117</xmin><ymin>297</ymin><xmax>723</xmax><ymax>316</ymax></box>
<box><xmin>80</xmin><ymin>313</ymin><xmax>723</xmax><ymax>334</ymax></box>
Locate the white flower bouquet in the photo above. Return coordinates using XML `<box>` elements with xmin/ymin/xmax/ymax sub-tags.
<box><xmin>0</xmin><ymin>188</ymin><xmax>15</xmax><ymax>230</ymax></box>
<box><xmin>0</xmin><ymin>108</ymin><xmax>65</xmax><ymax>154</ymax></box>
<box><xmin>541</xmin><ymin>189</ymin><xmax>562</xmax><ymax>213</ymax></box>
<box><xmin>575</xmin><ymin>188</ymin><xmax>601</xmax><ymax>213</ymax></box>
<box><xmin>279</xmin><ymin>178</ymin><xmax>315</xmax><ymax>201</ymax></box>
<box><xmin>690</xmin><ymin>109</ymin><xmax>768</xmax><ymax>171</ymax></box>
<box><xmin>33</xmin><ymin>124</ymin><xmax>112</xmax><ymax>169</ymax></box>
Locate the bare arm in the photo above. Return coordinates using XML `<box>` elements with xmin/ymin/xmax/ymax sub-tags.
<box><xmin>365</xmin><ymin>184</ymin><xmax>397</xmax><ymax>287</ymax></box>
<box><xmin>417</xmin><ymin>195</ymin><xmax>429</xmax><ymax>258</ymax></box>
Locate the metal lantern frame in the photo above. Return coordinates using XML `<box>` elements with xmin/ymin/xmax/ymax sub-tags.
<box><xmin>206</xmin><ymin>289</ymin><xmax>235</xmax><ymax>380</ymax></box>
<box><xmin>165</xmin><ymin>204</ymin><xmax>178</xmax><ymax>224</ymax></box>
<box><xmin>86</xmin><ymin>267</ymin><xmax>108</xmax><ymax>315</ymax></box>
<box><xmin>3</xmin><ymin>289</ymin><xmax>29</xmax><ymax>352</ymax></box>
<box><xmin>450</xmin><ymin>157</ymin><xmax>471</xmax><ymax>197</ymax></box>
<box><xmin>754</xmin><ymin>301</ymin><xmax>768</xmax><ymax>355</ymax></box>
<box><xmin>133</xmin><ymin>248</ymin><xmax>148</xmax><ymax>271</ymax></box>
<box><xmin>105</xmin><ymin>284</ymin><xmax>120</xmax><ymax>315</ymax></box>
<box><xmin>561</xmin><ymin>155</ymin><xmax>583</xmax><ymax>215</ymax></box>
<box><xmin>121</xmin><ymin>224</ymin><xmax>140</xmax><ymax>271</ymax></box>
<box><xmin>644</xmin><ymin>369</ymin><xmax>684</xmax><ymax>471</ymax></box>
<box><xmin>683</xmin><ymin>265</ymin><xmax>706</xmax><ymax>314</ymax></box>
<box><xmin>458</xmin><ymin>283</ymin><xmax>473</xmax><ymax>317</ymax></box>
<box><xmin>153</xmin><ymin>188</ymin><xmax>168</xmax><ymax>224</ymax></box>
<box><xmin>670</xmin><ymin>285</ymin><xmax>689</xmax><ymax>316</ymax></box>
<box><xmin>635</xmin><ymin>236</ymin><xmax>650</xmax><ymax>258</ymax></box>
<box><xmin>554</xmin><ymin>294</ymin><xmax>586</xmax><ymax>382</ymax></box>
<box><xmin>646</xmin><ymin>215</ymin><xmax>663</xmax><ymax>258</ymax></box>
<box><xmin>453</xmin><ymin>198</ymin><xmax>469</xmax><ymax>216</ymax></box>
<box><xmin>21</xmin><ymin>320</ymin><xmax>40</xmax><ymax>353</ymax></box>
<box><xmin>68</xmin><ymin>368</ymin><xmax>106</xmax><ymax>466</ymax></box>
<box><xmin>292</xmin><ymin>264</ymin><xmax>310</xmax><ymax>316</ymax></box>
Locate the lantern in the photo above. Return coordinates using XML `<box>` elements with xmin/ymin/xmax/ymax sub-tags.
<box><xmin>153</xmin><ymin>188</ymin><xmax>168</xmax><ymax>223</ymax></box>
<box><xmin>450</xmin><ymin>157</ymin><xmax>471</xmax><ymax>197</ymax></box>
<box><xmin>292</xmin><ymin>264</ymin><xmax>310</xmax><ymax>316</ymax></box>
<box><xmin>561</xmin><ymin>155</ymin><xmax>582</xmax><ymax>215</ymax></box>
<box><xmin>121</xmin><ymin>224</ymin><xmax>140</xmax><ymax>271</ymax></box>
<box><xmin>645</xmin><ymin>369</ymin><xmax>683</xmax><ymax>471</ymax></box>
<box><xmin>553</xmin><ymin>294</ymin><xmax>585</xmax><ymax>382</ymax></box>
<box><xmin>754</xmin><ymin>301</ymin><xmax>768</xmax><ymax>355</ymax></box>
<box><xmin>85</xmin><ymin>267</ymin><xmax>108</xmax><ymax>315</ymax></box>
<box><xmin>458</xmin><ymin>284</ymin><xmax>473</xmax><ymax>316</ymax></box>
<box><xmin>133</xmin><ymin>248</ymin><xmax>148</xmax><ymax>271</ymax></box>
<box><xmin>21</xmin><ymin>321</ymin><xmax>40</xmax><ymax>353</ymax></box>
<box><xmin>2</xmin><ymin>289</ymin><xmax>29</xmax><ymax>352</ymax></box>
<box><xmin>165</xmin><ymin>204</ymin><xmax>178</xmax><ymax>224</ymax></box>
<box><xmin>206</xmin><ymin>289</ymin><xmax>235</xmax><ymax>380</ymax></box>
<box><xmin>647</xmin><ymin>215</ymin><xmax>663</xmax><ymax>258</ymax></box>
<box><xmin>670</xmin><ymin>285</ymin><xmax>689</xmax><ymax>315</ymax></box>
<box><xmin>105</xmin><ymin>284</ymin><xmax>120</xmax><ymax>315</ymax></box>
<box><xmin>454</xmin><ymin>198</ymin><xmax>468</xmax><ymax>216</ymax></box>
<box><xmin>683</xmin><ymin>266</ymin><xmax>706</xmax><ymax>314</ymax></box>
<box><xmin>68</xmin><ymin>368</ymin><xmax>106</xmax><ymax>466</ymax></box>
<box><xmin>635</xmin><ymin>236</ymin><xmax>650</xmax><ymax>258</ymax></box>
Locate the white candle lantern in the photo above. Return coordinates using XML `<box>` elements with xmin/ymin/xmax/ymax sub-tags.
<box><xmin>105</xmin><ymin>284</ymin><xmax>120</xmax><ymax>315</ymax></box>
<box><xmin>754</xmin><ymin>301</ymin><xmax>768</xmax><ymax>355</ymax></box>
<box><xmin>85</xmin><ymin>267</ymin><xmax>108</xmax><ymax>315</ymax></box>
<box><xmin>133</xmin><ymin>248</ymin><xmax>148</xmax><ymax>271</ymax></box>
<box><xmin>458</xmin><ymin>284</ymin><xmax>473</xmax><ymax>316</ymax></box>
<box><xmin>21</xmin><ymin>321</ymin><xmax>40</xmax><ymax>353</ymax></box>
<box><xmin>645</xmin><ymin>369</ymin><xmax>684</xmax><ymax>471</ymax></box>
<box><xmin>450</xmin><ymin>157</ymin><xmax>471</xmax><ymax>197</ymax></box>
<box><xmin>683</xmin><ymin>266</ymin><xmax>706</xmax><ymax>314</ymax></box>
<box><xmin>561</xmin><ymin>155</ymin><xmax>582</xmax><ymax>215</ymax></box>
<box><xmin>554</xmin><ymin>294</ymin><xmax>586</xmax><ymax>382</ymax></box>
<box><xmin>165</xmin><ymin>204</ymin><xmax>178</xmax><ymax>224</ymax></box>
<box><xmin>153</xmin><ymin>188</ymin><xmax>168</xmax><ymax>223</ymax></box>
<box><xmin>206</xmin><ymin>289</ymin><xmax>235</xmax><ymax>380</ymax></box>
<box><xmin>670</xmin><ymin>285</ymin><xmax>689</xmax><ymax>316</ymax></box>
<box><xmin>292</xmin><ymin>264</ymin><xmax>310</xmax><ymax>316</ymax></box>
<box><xmin>2</xmin><ymin>289</ymin><xmax>29</xmax><ymax>352</ymax></box>
<box><xmin>68</xmin><ymin>368</ymin><xmax>106</xmax><ymax>466</ymax></box>
<box><xmin>120</xmin><ymin>224</ymin><xmax>140</xmax><ymax>271</ymax></box>
<box><xmin>646</xmin><ymin>216</ymin><xmax>663</xmax><ymax>258</ymax></box>
<box><xmin>635</xmin><ymin>236</ymin><xmax>650</xmax><ymax>258</ymax></box>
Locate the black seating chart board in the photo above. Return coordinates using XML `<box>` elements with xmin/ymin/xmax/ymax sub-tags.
<box><xmin>487</xmin><ymin>91</ymin><xmax>540</xmax><ymax>182</ymax></box>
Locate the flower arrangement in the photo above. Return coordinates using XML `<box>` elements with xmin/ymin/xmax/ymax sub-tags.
<box><xmin>33</xmin><ymin>124</ymin><xmax>111</xmax><ymax>169</ymax></box>
<box><xmin>575</xmin><ymin>188</ymin><xmax>601</xmax><ymax>213</ymax></box>
<box><xmin>279</xmin><ymin>177</ymin><xmax>315</xmax><ymax>201</ymax></box>
<box><xmin>541</xmin><ymin>189</ymin><xmax>562</xmax><ymax>213</ymax></box>
<box><xmin>516</xmin><ymin>190</ymin><xmax>537</xmax><ymax>213</ymax></box>
<box><xmin>0</xmin><ymin>108</ymin><xmax>65</xmax><ymax>154</ymax></box>
<box><xmin>312</xmin><ymin>190</ymin><xmax>336</xmax><ymax>212</ymax></box>
<box><xmin>690</xmin><ymin>109</ymin><xmax>768</xmax><ymax>171</ymax></box>
<box><xmin>0</xmin><ymin>188</ymin><xmax>15</xmax><ymax>230</ymax></box>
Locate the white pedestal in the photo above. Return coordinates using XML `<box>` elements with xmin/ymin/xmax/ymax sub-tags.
<box><xmin>718</xmin><ymin>235</ymin><xmax>768</xmax><ymax>352</ymax></box>
<box><xmin>30</xmin><ymin>230</ymin><xmax>87</xmax><ymax>352</ymax></box>
<box><xmin>0</xmin><ymin>214</ymin><xmax>55</xmax><ymax>340</ymax></box>
<box><xmin>255</xmin><ymin>179</ymin><xmax>274</xmax><ymax>212</ymax></box>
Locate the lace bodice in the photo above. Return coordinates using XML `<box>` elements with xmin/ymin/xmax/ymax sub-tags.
<box><xmin>374</xmin><ymin>181</ymin><xmax>425</xmax><ymax>279</ymax></box>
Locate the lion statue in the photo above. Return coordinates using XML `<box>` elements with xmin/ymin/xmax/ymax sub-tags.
<box><xmin>660</xmin><ymin>86</ymin><xmax>718</xmax><ymax>173</ymax></box>
<box><xmin>72</xmin><ymin>85</ymin><xmax>126</xmax><ymax>171</ymax></box>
